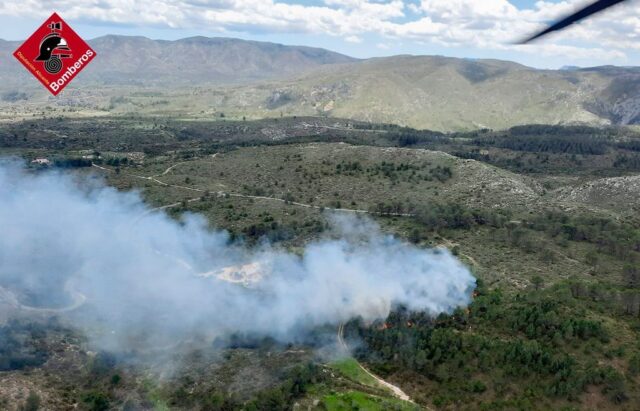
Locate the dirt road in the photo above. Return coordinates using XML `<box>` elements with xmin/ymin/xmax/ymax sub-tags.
<box><xmin>337</xmin><ymin>323</ymin><xmax>414</xmax><ymax>403</ymax></box>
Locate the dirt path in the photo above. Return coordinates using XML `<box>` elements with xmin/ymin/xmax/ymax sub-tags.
<box><xmin>143</xmin><ymin>197</ymin><xmax>203</xmax><ymax>215</ymax></box>
<box><xmin>92</xmin><ymin>160</ymin><xmax>415</xmax><ymax>218</ymax></box>
<box><xmin>337</xmin><ymin>324</ymin><xmax>416</xmax><ymax>404</ymax></box>
<box><xmin>154</xmin><ymin>161</ymin><xmax>189</xmax><ymax>177</ymax></box>
<box><xmin>460</xmin><ymin>252</ymin><xmax>479</xmax><ymax>267</ymax></box>
<box><xmin>438</xmin><ymin>238</ymin><xmax>480</xmax><ymax>268</ymax></box>
<box><xmin>0</xmin><ymin>286</ymin><xmax>86</xmax><ymax>314</ymax></box>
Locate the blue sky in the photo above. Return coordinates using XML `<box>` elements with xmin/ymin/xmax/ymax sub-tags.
<box><xmin>0</xmin><ymin>0</ymin><xmax>637</xmax><ymax>68</ymax></box>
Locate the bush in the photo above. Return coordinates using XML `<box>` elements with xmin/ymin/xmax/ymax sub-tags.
<box><xmin>19</xmin><ymin>392</ymin><xmax>40</xmax><ymax>411</ymax></box>
<box><xmin>82</xmin><ymin>391</ymin><xmax>110</xmax><ymax>411</ymax></box>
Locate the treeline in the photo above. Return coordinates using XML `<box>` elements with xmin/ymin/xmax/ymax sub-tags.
<box><xmin>617</xmin><ymin>140</ymin><xmax>640</xmax><ymax>152</ymax></box>
<box><xmin>36</xmin><ymin>156</ymin><xmax>128</xmax><ymax>169</ymax></box>
<box><xmin>467</xmin><ymin>125</ymin><xmax>640</xmax><ymax>157</ymax></box>
<box><xmin>473</xmin><ymin>134</ymin><xmax>609</xmax><ymax>155</ymax></box>
<box><xmin>385</xmin><ymin>131</ymin><xmax>450</xmax><ymax>147</ymax></box>
<box><xmin>414</xmin><ymin>203</ymin><xmax>510</xmax><ymax>231</ymax></box>
<box><xmin>507</xmin><ymin>125</ymin><xmax>618</xmax><ymax>138</ymax></box>
<box><xmin>371</xmin><ymin>202</ymin><xmax>512</xmax><ymax>243</ymax></box>
<box><xmin>370</xmin><ymin>200</ymin><xmax>510</xmax><ymax>230</ymax></box>
<box><xmin>53</xmin><ymin>158</ymin><xmax>92</xmax><ymax>168</ymax></box>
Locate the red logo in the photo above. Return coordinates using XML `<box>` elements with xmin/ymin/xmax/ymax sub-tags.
<box><xmin>13</xmin><ymin>12</ymin><xmax>96</xmax><ymax>96</ymax></box>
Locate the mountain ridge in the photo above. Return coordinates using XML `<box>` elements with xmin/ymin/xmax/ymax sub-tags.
<box><xmin>1</xmin><ymin>35</ymin><xmax>640</xmax><ymax>131</ymax></box>
<box><xmin>0</xmin><ymin>35</ymin><xmax>356</xmax><ymax>86</ymax></box>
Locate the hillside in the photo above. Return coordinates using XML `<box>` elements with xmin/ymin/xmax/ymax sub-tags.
<box><xmin>0</xmin><ymin>35</ymin><xmax>355</xmax><ymax>86</ymax></box>
<box><xmin>200</xmin><ymin>56</ymin><xmax>640</xmax><ymax>131</ymax></box>
<box><xmin>1</xmin><ymin>36</ymin><xmax>640</xmax><ymax>131</ymax></box>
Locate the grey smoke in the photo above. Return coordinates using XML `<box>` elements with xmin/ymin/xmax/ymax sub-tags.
<box><xmin>0</xmin><ymin>160</ymin><xmax>476</xmax><ymax>349</ymax></box>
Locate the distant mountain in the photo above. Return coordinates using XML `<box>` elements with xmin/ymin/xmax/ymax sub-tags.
<box><xmin>0</xmin><ymin>35</ymin><xmax>356</xmax><ymax>86</ymax></box>
<box><xmin>1</xmin><ymin>36</ymin><xmax>640</xmax><ymax>131</ymax></box>
<box><xmin>205</xmin><ymin>55</ymin><xmax>640</xmax><ymax>131</ymax></box>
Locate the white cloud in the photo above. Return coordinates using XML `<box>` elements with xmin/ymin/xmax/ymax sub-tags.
<box><xmin>0</xmin><ymin>0</ymin><xmax>638</xmax><ymax>63</ymax></box>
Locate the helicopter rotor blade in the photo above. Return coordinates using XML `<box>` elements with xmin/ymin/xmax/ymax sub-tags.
<box><xmin>519</xmin><ymin>0</ymin><xmax>629</xmax><ymax>44</ymax></box>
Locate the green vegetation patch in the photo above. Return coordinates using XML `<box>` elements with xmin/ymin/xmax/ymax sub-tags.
<box><xmin>330</xmin><ymin>358</ymin><xmax>379</xmax><ymax>388</ymax></box>
<box><xmin>323</xmin><ymin>390</ymin><xmax>420</xmax><ymax>411</ymax></box>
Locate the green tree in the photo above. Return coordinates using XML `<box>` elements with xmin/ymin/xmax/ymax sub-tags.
<box><xmin>531</xmin><ymin>276</ymin><xmax>544</xmax><ymax>291</ymax></box>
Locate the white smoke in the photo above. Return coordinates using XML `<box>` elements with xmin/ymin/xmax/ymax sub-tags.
<box><xmin>0</xmin><ymin>160</ymin><xmax>476</xmax><ymax>349</ymax></box>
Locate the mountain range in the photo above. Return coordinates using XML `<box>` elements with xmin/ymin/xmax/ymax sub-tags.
<box><xmin>1</xmin><ymin>35</ymin><xmax>640</xmax><ymax>131</ymax></box>
<box><xmin>0</xmin><ymin>35</ymin><xmax>355</xmax><ymax>86</ymax></box>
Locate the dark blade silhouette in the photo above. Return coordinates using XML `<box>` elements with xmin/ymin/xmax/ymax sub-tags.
<box><xmin>519</xmin><ymin>0</ymin><xmax>630</xmax><ymax>43</ymax></box>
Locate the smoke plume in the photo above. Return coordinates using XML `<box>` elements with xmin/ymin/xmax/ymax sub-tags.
<box><xmin>0</xmin><ymin>160</ymin><xmax>476</xmax><ymax>350</ymax></box>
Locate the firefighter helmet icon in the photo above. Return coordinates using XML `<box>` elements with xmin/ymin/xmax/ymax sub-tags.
<box><xmin>34</xmin><ymin>22</ymin><xmax>72</xmax><ymax>74</ymax></box>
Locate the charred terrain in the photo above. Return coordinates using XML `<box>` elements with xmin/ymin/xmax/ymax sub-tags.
<box><xmin>0</xmin><ymin>115</ymin><xmax>639</xmax><ymax>411</ymax></box>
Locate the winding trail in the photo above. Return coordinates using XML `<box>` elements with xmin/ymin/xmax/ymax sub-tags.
<box><xmin>337</xmin><ymin>323</ymin><xmax>416</xmax><ymax>404</ymax></box>
<box><xmin>0</xmin><ymin>286</ymin><xmax>86</xmax><ymax>314</ymax></box>
<box><xmin>154</xmin><ymin>161</ymin><xmax>189</xmax><ymax>177</ymax></box>
<box><xmin>438</xmin><ymin>238</ymin><xmax>480</xmax><ymax>269</ymax></box>
<box><xmin>92</xmin><ymin>158</ymin><xmax>415</xmax><ymax>217</ymax></box>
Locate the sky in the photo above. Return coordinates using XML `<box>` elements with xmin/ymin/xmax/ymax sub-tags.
<box><xmin>0</xmin><ymin>0</ymin><xmax>638</xmax><ymax>68</ymax></box>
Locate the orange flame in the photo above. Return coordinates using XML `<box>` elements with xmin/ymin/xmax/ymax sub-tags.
<box><xmin>378</xmin><ymin>322</ymin><xmax>392</xmax><ymax>330</ymax></box>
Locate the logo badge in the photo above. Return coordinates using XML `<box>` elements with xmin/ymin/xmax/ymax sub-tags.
<box><xmin>13</xmin><ymin>12</ymin><xmax>96</xmax><ymax>96</ymax></box>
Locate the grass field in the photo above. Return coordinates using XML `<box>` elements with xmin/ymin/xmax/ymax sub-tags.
<box><xmin>323</xmin><ymin>391</ymin><xmax>420</xmax><ymax>411</ymax></box>
<box><xmin>330</xmin><ymin>358</ymin><xmax>379</xmax><ymax>388</ymax></box>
